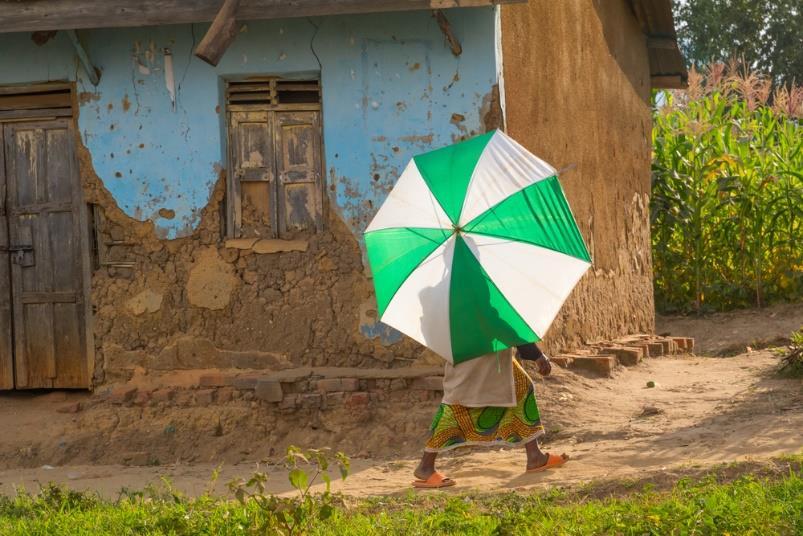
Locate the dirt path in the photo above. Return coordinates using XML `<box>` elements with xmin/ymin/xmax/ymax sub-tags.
<box><xmin>1</xmin><ymin>349</ymin><xmax>799</xmax><ymax>499</ymax></box>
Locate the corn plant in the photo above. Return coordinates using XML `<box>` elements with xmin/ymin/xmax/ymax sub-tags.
<box><xmin>652</xmin><ymin>62</ymin><xmax>803</xmax><ymax>313</ymax></box>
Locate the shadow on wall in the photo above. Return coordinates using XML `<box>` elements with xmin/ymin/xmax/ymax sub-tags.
<box><xmin>591</xmin><ymin>0</ymin><xmax>651</xmax><ymax>105</ymax></box>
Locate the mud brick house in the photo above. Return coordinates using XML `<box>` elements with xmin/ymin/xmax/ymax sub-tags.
<box><xmin>0</xmin><ymin>1</ymin><xmax>686</xmax><ymax>391</ymax></box>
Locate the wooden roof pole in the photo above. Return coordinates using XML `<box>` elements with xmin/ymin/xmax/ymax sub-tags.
<box><xmin>194</xmin><ymin>0</ymin><xmax>241</xmax><ymax>67</ymax></box>
<box><xmin>66</xmin><ymin>30</ymin><xmax>100</xmax><ymax>85</ymax></box>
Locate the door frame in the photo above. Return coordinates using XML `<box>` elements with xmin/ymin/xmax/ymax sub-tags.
<box><xmin>0</xmin><ymin>81</ymin><xmax>95</xmax><ymax>389</ymax></box>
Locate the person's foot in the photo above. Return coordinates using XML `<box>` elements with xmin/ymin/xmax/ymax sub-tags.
<box><xmin>526</xmin><ymin>450</ymin><xmax>550</xmax><ymax>471</ymax></box>
<box><xmin>526</xmin><ymin>452</ymin><xmax>569</xmax><ymax>472</ymax></box>
<box><xmin>414</xmin><ymin>464</ymin><xmax>435</xmax><ymax>481</ymax></box>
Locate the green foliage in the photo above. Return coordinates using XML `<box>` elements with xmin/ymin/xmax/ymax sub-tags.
<box><xmin>227</xmin><ymin>446</ymin><xmax>350</xmax><ymax>535</ymax></box>
<box><xmin>651</xmin><ymin>63</ymin><xmax>803</xmax><ymax>313</ymax></box>
<box><xmin>675</xmin><ymin>0</ymin><xmax>803</xmax><ymax>87</ymax></box>
<box><xmin>0</xmin><ymin>458</ymin><xmax>801</xmax><ymax>535</ymax></box>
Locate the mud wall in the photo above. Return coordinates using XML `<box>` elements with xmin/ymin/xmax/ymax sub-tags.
<box><xmin>500</xmin><ymin>0</ymin><xmax>656</xmax><ymax>351</ymax></box>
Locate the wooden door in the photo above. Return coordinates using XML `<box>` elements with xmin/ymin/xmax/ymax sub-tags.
<box><xmin>1</xmin><ymin>119</ymin><xmax>91</xmax><ymax>389</ymax></box>
<box><xmin>273</xmin><ymin>111</ymin><xmax>323</xmax><ymax>236</ymax></box>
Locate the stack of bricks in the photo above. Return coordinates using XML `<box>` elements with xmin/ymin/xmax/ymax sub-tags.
<box><xmin>550</xmin><ymin>335</ymin><xmax>694</xmax><ymax>378</ymax></box>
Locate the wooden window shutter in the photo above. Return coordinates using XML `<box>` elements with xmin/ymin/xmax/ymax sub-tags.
<box><xmin>225</xmin><ymin>77</ymin><xmax>323</xmax><ymax>239</ymax></box>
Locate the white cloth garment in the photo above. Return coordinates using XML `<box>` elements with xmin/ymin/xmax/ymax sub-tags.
<box><xmin>441</xmin><ymin>349</ymin><xmax>516</xmax><ymax>408</ymax></box>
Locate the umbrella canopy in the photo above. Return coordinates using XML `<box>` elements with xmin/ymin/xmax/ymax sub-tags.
<box><xmin>364</xmin><ymin>130</ymin><xmax>591</xmax><ymax>364</ymax></box>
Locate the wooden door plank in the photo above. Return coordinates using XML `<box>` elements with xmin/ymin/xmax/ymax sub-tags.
<box><xmin>273</xmin><ymin>111</ymin><xmax>323</xmax><ymax>237</ymax></box>
<box><xmin>0</xmin><ymin>126</ymin><xmax>13</xmax><ymax>389</ymax></box>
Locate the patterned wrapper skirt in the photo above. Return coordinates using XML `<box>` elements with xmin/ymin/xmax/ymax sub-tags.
<box><xmin>425</xmin><ymin>359</ymin><xmax>545</xmax><ymax>452</ymax></box>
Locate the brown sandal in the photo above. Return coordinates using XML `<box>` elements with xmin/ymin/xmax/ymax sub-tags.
<box><xmin>526</xmin><ymin>453</ymin><xmax>569</xmax><ymax>473</ymax></box>
<box><xmin>412</xmin><ymin>471</ymin><xmax>457</xmax><ymax>489</ymax></box>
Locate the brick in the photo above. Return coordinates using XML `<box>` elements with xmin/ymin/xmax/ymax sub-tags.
<box><xmin>199</xmin><ymin>373</ymin><xmax>235</xmax><ymax>388</ymax></box>
<box><xmin>324</xmin><ymin>392</ymin><xmax>346</xmax><ymax>407</ymax></box>
<box><xmin>279</xmin><ymin>394</ymin><xmax>299</xmax><ymax>410</ymax></box>
<box><xmin>255</xmin><ymin>380</ymin><xmax>283</xmax><ymax>402</ymax></box>
<box><xmin>217</xmin><ymin>387</ymin><xmax>235</xmax><ymax>403</ymax></box>
<box><xmin>345</xmin><ymin>392</ymin><xmax>369</xmax><ymax>407</ymax></box>
<box><xmin>109</xmin><ymin>386</ymin><xmax>137</xmax><ymax>405</ymax></box>
<box><xmin>195</xmin><ymin>389</ymin><xmax>216</xmax><ymax>406</ymax></box>
<box><xmin>174</xmin><ymin>390</ymin><xmax>195</xmax><ymax>407</ymax></box>
<box><xmin>409</xmin><ymin>376</ymin><xmax>443</xmax><ymax>391</ymax></box>
<box><xmin>151</xmin><ymin>388</ymin><xmax>176</xmax><ymax>403</ymax></box>
<box><xmin>299</xmin><ymin>393</ymin><xmax>322</xmax><ymax>408</ymax></box>
<box><xmin>133</xmin><ymin>390</ymin><xmax>151</xmax><ymax>406</ymax></box>
<box><xmin>232</xmin><ymin>374</ymin><xmax>262</xmax><ymax>390</ymax></box>
<box><xmin>647</xmin><ymin>342</ymin><xmax>664</xmax><ymax>357</ymax></box>
<box><xmin>609</xmin><ymin>347</ymin><xmax>642</xmax><ymax>367</ymax></box>
<box><xmin>551</xmin><ymin>356</ymin><xmax>575</xmax><ymax>368</ymax></box>
<box><xmin>316</xmin><ymin>378</ymin><xmax>360</xmax><ymax>392</ymax></box>
<box><xmin>571</xmin><ymin>355</ymin><xmax>616</xmax><ymax>377</ymax></box>
<box><xmin>56</xmin><ymin>402</ymin><xmax>82</xmax><ymax>414</ymax></box>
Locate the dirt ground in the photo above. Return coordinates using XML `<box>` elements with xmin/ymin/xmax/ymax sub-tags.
<box><xmin>0</xmin><ymin>306</ymin><xmax>801</xmax><ymax>499</ymax></box>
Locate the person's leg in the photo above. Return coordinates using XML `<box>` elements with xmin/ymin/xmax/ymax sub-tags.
<box><xmin>525</xmin><ymin>438</ymin><xmax>550</xmax><ymax>470</ymax></box>
<box><xmin>414</xmin><ymin>451</ymin><xmax>438</xmax><ymax>480</ymax></box>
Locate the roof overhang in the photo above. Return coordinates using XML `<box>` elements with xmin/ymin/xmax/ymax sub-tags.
<box><xmin>0</xmin><ymin>0</ymin><xmax>524</xmax><ymax>34</ymax></box>
<box><xmin>628</xmin><ymin>0</ymin><xmax>688</xmax><ymax>89</ymax></box>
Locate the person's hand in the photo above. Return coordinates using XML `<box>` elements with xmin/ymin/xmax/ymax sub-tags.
<box><xmin>535</xmin><ymin>355</ymin><xmax>552</xmax><ymax>376</ymax></box>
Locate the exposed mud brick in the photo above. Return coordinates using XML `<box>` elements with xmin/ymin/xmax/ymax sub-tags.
<box><xmin>410</xmin><ymin>376</ymin><xmax>444</xmax><ymax>391</ymax></box>
<box><xmin>133</xmin><ymin>390</ymin><xmax>151</xmax><ymax>406</ymax></box>
<box><xmin>299</xmin><ymin>393</ymin><xmax>322</xmax><ymax>408</ymax></box>
<box><xmin>109</xmin><ymin>386</ymin><xmax>138</xmax><ymax>405</ymax></box>
<box><xmin>571</xmin><ymin>355</ymin><xmax>616</xmax><ymax>377</ymax></box>
<box><xmin>647</xmin><ymin>342</ymin><xmax>664</xmax><ymax>357</ymax></box>
<box><xmin>174</xmin><ymin>390</ymin><xmax>195</xmax><ymax>407</ymax></box>
<box><xmin>279</xmin><ymin>394</ymin><xmax>299</xmax><ymax>410</ymax></box>
<box><xmin>316</xmin><ymin>378</ymin><xmax>360</xmax><ymax>392</ymax></box>
<box><xmin>324</xmin><ymin>392</ymin><xmax>346</xmax><ymax>407</ymax></box>
<box><xmin>609</xmin><ymin>347</ymin><xmax>642</xmax><ymax>366</ymax></box>
<box><xmin>653</xmin><ymin>338</ymin><xmax>673</xmax><ymax>355</ymax></box>
<box><xmin>195</xmin><ymin>389</ymin><xmax>216</xmax><ymax>406</ymax></box>
<box><xmin>56</xmin><ymin>402</ymin><xmax>82</xmax><ymax>414</ymax></box>
<box><xmin>345</xmin><ymin>392</ymin><xmax>370</xmax><ymax>407</ymax></box>
<box><xmin>551</xmin><ymin>356</ymin><xmax>575</xmax><ymax>368</ymax></box>
<box><xmin>389</xmin><ymin>378</ymin><xmax>407</xmax><ymax>391</ymax></box>
<box><xmin>217</xmin><ymin>387</ymin><xmax>235</xmax><ymax>403</ymax></box>
<box><xmin>199</xmin><ymin>372</ymin><xmax>236</xmax><ymax>388</ymax></box>
<box><xmin>255</xmin><ymin>380</ymin><xmax>284</xmax><ymax>402</ymax></box>
<box><xmin>671</xmin><ymin>337</ymin><xmax>695</xmax><ymax>353</ymax></box>
<box><xmin>151</xmin><ymin>388</ymin><xmax>176</xmax><ymax>403</ymax></box>
<box><xmin>232</xmin><ymin>374</ymin><xmax>262</xmax><ymax>390</ymax></box>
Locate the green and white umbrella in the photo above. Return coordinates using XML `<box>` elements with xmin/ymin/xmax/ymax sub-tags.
<box><xmin>364</xmin><ymin>130</ymin><xmax>591</xmax><ymax>365</ymax></box>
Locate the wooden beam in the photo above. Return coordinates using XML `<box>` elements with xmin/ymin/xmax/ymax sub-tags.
<box><xmin>65</xmin><ymin>30</ymin><xmax>100</xmax><ymax>85</ymax></box>
<box><xmin>651</xmin><ymin>74</ymin><xmax>686</xmax><ymax>89</ymax></box>
<box><xmin>194</xmin><ymin>0</ymin><xmax>242</xmax><ymax>66</ymax></box>
<box><xmin>646</xmin><ymin>35</ymin><xmax>678</xmax><ymax>50</ymax></box>
<box><xmin>0</xmin><ymin>1</ymin><xmax>527</xmax><ymax>34</ymax></box>
<box><xmin>432</xmin><ymin>10</ymin><xmax>462</xmax><ymax>57</ymax></box>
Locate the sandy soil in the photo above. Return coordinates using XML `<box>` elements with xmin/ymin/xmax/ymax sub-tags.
<box><xmin>1</xmin><ymin>348</ymin><xmax>799</xmax><ymax>499</ymax></box>
<box><xmin>657</xmin><ymin>301</ymin><xmax>803</xmax><ymax>355</ymax></box>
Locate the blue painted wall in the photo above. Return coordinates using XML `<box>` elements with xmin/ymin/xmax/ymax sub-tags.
<box><xmin>0</xmin><ymin>10</ymin><xmax>497</xmax><ymax>238</ymax></box>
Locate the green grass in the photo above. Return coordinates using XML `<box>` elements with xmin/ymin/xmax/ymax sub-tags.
<box><xmin>1</xmin><ymin>458</ymin><xmax>801</xmax><ymax>535</ymax></box>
